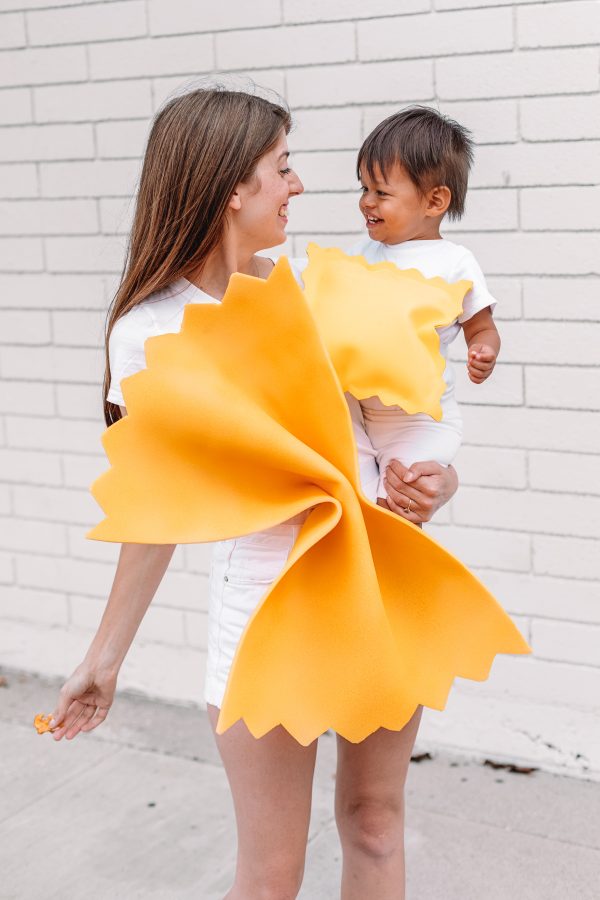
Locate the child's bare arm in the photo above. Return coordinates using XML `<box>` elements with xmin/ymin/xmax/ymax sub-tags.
<box><xmin>462</xmin><ymin>306</ymin><xmax>500</xmax><ymax>384</ymax></box>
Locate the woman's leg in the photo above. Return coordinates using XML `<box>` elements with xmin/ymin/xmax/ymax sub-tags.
<box><xmin>335</xmin><ymin>706</ymin><xmax>423</xmax><ymax>900</ymax></box>
<box><xmin>208</xmin><ymin>704</ymin><xmax>318</xmax><ymax>900</ymax></box>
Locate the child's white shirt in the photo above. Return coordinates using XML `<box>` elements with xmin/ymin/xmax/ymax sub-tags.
<box><xmin>345</xmin><ymin>237</ymin><xmax>498</xmax><ymax>498</ymax></box>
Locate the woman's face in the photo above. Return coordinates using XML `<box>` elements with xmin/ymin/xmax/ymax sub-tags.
<box><xmin>233</xmin><ymin>130</ymin><xmax>304</xmax><ymax>249</ymax></box>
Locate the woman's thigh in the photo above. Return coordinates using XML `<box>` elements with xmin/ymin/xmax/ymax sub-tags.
<box><xmin>208</xmin><ymin>705</ymin><xmax>317</xmax><ymax>873</ymax></box>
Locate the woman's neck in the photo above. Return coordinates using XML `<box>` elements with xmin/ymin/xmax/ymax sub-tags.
<box><xmin>188</xmin><ymin>240</ymin><xmax>258</xmax><ymax>301</ymax></box>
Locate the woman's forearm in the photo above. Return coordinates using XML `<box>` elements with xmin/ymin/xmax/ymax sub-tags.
<box><xmin>85</xmin><ymin>542</ymin><xmax>176</xmax><ymax>673</ymax></box>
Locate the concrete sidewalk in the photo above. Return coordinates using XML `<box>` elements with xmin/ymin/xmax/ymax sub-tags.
<box><xmin>1</xmin><ymin>671</ymin><xmax>599</xmax><ymax>900</ymax></box>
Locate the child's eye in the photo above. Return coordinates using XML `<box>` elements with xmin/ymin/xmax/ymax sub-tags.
<box><xmin>359</xmin><ymin>185</ymin><xmax>368</xmax><ymax>193</ymax></box>
<box><xmin>377</xmin><ymin>190</ymin><xmax>388</xmax><ymax>197</ymax></box>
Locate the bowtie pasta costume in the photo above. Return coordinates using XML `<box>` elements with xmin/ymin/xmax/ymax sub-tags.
<box><xmin>92</xmin><ymin>246</ymin><xmax>530</xmax><ymax>746</ymax></box>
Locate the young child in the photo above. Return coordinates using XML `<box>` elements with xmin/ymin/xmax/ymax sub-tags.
<box><xmin>348</xmin><ymin>106</ymin><xmax>500</xmax><ymax>509</ymax></box>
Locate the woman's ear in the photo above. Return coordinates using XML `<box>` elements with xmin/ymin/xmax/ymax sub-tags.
<box><xmin>229</xmin><ymin>189</ymin><xmax>242</xmax><ymax>211</ymax></box>
<box><xmin>425</xmin><ymin>185</ymin><xmax>451</xmax><ymax>218</ymax></box>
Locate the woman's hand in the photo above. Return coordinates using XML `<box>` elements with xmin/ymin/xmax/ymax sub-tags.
<box><xmin>382</xmin><ymin>459</ymin><xmax>458</xmax><ymax>525</ymax></box>
<box><xmin>49</xmin><ymin>661</ymin><xmax>118</xmax><ymax>741</ymax></box>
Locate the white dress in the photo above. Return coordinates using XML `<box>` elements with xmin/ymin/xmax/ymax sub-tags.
<box><xmin>107</xmin><ymin>275</ymin><xmax>380</xmax><ymax>708</ymax></box>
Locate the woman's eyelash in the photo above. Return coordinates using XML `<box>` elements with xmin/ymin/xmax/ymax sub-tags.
<box><xmin>280</xmin><ymin>167</ymin><xmax>291</xmax><ymax>175</ymax></box>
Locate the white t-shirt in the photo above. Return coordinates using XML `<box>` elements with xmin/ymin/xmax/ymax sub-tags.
<box><xmin>346</xmin><ymin>237</ymin><xmax>497</xmax><ymax>416</ymax></box>
<box><xmin>107</xmin><ymin>273</ymin><xmax>380</xmax><ymax>501</ymax></box>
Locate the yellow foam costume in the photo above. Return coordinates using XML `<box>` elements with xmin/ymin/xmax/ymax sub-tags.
<box><xmin>88</xmin><ymin>250</ymin><xmax>530</xmax><ymax>745</ymax></box>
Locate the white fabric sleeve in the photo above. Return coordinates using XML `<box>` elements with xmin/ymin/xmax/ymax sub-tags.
<box><xmin>106</xmin><ymin>311</ymin><xmax>152</xmax><ymax>408</ymax></box>
<box><xmin>452</xmin><ymin>249</ymin><xmax>497</xmax><ymax>323</ymax></box>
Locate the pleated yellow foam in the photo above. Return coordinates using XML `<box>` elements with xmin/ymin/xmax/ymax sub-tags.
<box><xmin>88</xmin><ymin>255</ymin><xmax>530</xmax><ymax>745</ymax></box>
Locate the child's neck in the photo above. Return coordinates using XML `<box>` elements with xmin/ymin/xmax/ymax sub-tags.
<box><xmin>384</xmin><ymin>224</ymin><xmax>443</xmax><ymax>245</ymax></box>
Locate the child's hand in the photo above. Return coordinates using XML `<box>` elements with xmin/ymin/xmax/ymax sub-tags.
<box><xmin>467</xmin><ymin>343</ymin><xmax>497</xmax><ymax>384</ymax></box>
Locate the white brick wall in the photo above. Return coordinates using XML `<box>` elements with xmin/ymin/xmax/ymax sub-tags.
<box><xmin>1</xmin><ymin>0</ymin><xmax>598</xmax><ymax>780</ymax></box>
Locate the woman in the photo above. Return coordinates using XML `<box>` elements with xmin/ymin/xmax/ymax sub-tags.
<box><xmin>49</xmin><ymin>87</ymin><xmax>460</xmax><ymax>899</ymax></box>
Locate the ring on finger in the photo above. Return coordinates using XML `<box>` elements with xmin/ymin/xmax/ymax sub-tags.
<box><xmin>404</xmin><ymin>498</ymin><xmax>413</xmax><ymax>513</ymax></box>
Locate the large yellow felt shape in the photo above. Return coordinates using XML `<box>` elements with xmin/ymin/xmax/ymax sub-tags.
<box><xmin>302</xmin><ymin>243</ymin><xmax>471</xmax><ymax>420</ymax></box>
<box><xmin>88</xmin><ymin>257</ymin><xmax>530</xmax><ymax>745</ymax></box>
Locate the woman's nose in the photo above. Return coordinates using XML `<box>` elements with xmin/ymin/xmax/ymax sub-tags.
<box><xmin>288</xmin><ymin>170</ymin><xmax>304</xmax><ymax>197</ymax></box>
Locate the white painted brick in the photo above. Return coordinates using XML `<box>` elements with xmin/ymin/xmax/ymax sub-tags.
<box><xmin>154</xmin><ymin>569</ymin><xmax>209</xmax><ymax>612</ymax></box>
<box><xmin>436</xmin><ymin>0</ymin><xmax>565</xmax><ymax>11</ymax></box>
<box><xmin>99</xmin><ymin>197</ymin><xmax>135</xmax><ymax>235</ymax></box>
<box><xmin>476</xmin><ymin>569</ymin><xmax>599</xmax><ymax>623</ymax></box>
<box><xmin>96</xmin><ymin>119</ymin><xmax>149</xmax><ymax>159</ymax></box>
<box><xmin>534</xmin><ymin>535</ymin><xmax>600</xmax><ymax>581</ymax></box>
<box><xmin>27</xmin><ymin>1</ymin><xmax>146</xmax><ymax>47</ymax></box>
<box><xmin>52</xmin><ymin>310</ymin><xmax>106</xmax><ymax>348</ymax></box>
<box><xmin>1</xmin><ymin>346</ymin><xmax>102</xmax><ymax>383</ymax></box>
<box><xmin>217</xmin><ymin>22</ymin><xmax>355</xmax><ymax>71</ymax></box>
<box><xmin>35</xmin><ymin>81</ymin><xmax>152</xmax><ymax>124</ymax></box>
<box><xmin>292</xmin><ymin>107</ymin><xmax>362</xmax><ymax>151</ymax></box>
<box><xmin>453</xmin><ymin>486</ymin><xmax>600</xmax><ymax>538</ymax></box>
<box><xmin>529</xmin><ymin>450</ymin><xmax>600</xmax><ymax>497</ymax></box>
<box><xmin>0</xmin><ymin>238</ymin><xmax>43</xmax><ymax>272</ymax></box>
<box><xmin>1</xmin><ymin>0</ymin><xmax>80</xmax><ymax>7</ymax></box>
<box><xmin>70</xmin><ymin>592</ymin><xmax>186</xmax><ymax>645</ymax></box>
<box><xmin>14</xmin><ymin>485</ymin><xmax>97</xmax><ymax>525</ymax></box>
<box><xmin>45</xmin><ymin>236</ymin><xmax>126</xmax><ymax>274</ymax></box>
<box><xmin>16</xmin><ymin>553</ymin><xmax>112</xmax><ymax>596</ymax></box>
<box><xmin>6</xmin><ymin>414</ymin><xmax>102</xmax><ymax>453</ymax></box>
<box><xmin>0</xmin><ymin>484</ymin><xmax>10</xmax><ymax>514</ymax></box>
<box><xmin>288</xmin><ymin>192</ymin><xmax>361</xmax><ymax>234</ymax></box>
<box><xmin>490</xmin><ymin>321</ymin><xmax>600</xmax><ymax>365</ymax></box>
<box><xmin>520</xmin><ymin>95</ymin><xmax>600</xmax><ymax>142</ymax></box>
<box><xmin>486</xmin><ymin>277</ymin><xmax>522</xmax><ymax>320</ymax></box>
<box><xmin>518</xmin><ymin>1</ymin><xmax>600</xmax><ymax>49</ymax></box>
<box><xmin>0</xmin><ymin>124</ymin><xmax>94</xmax><ymax>164</ymax></box>
<box><xmin>284</xmin><ymin>0</ymin><xmax>429</xmax><ymax>23</ymax></box>
<box><xmin>40</xmin><ymin>160</ymin><xmax>140</xmax><ymax>198</ymax></box>
<box><xmin>62</xmin><ymin>454</ymin><xmax>108</xmax><ymax>490</ymax></box>
<box><xmin>67</xmin><ymin>524</ymin><xmax>120</xmax><ymax>564</ymax></box>
<box><xmin>0</xmin><ymin>274</ymin><xmax>105</xmax><ymax>309</ymax></box>
<box><xmin>454</xmin><ymin>445</ymin><xmax>527</xmax><ymax>489</ymax></box>
<box><xmin>183</xmin><ymin>542</ymin><xmax>213</xmax><ymax>575</ymax></box>
<box><xmin>526</xmin><ymin>366</ymin><xmax>600</xmax><ymax>411</ymax></box>
<box><xmin>288</xmin><ymin>60</ymin><xmax>434</xmax><ymax>108</ymax></box>
<box><xmin>292</xmin><ymin>151</ymin><xmax>358</xmax><ymax>193</ymax></box>
<box><xmin>443</xmin><ymin>188</ymin><xmax>518</xmax><ymax>232</ymax></box>
<box><xmin>90</xmin><ymin>34</ymin><xmax>214</xmax><ymax>80</ymax></box>
<box><xmin>447</xmin><ymin>232</ymin><xmax>600</xmax><ymax>276</ymax></box>
<box><xmin>359</xmin><ymin>8</ymin><xmax>512</xmax><ymax>62</ymax></box>
<box><xmin>56</xmin><ymin>383</ymin><xmax>104</xmax><ymax>420</ymax></box>
<box><xmin>149</xmin><ymin>0</ymin><xmax>281</xmax><ymax>35</ymax></box>
<box><xmin>184</xmin><ymin>610</ymin><xmax>208</xmax><ymax>649</ymax></box>
<box><xmin>0</xmin><ymin>585</ymin><xmax>68</xmax><ymax>626</ymax></box>
<box><xmin>523</xmin><ymin>277</ymin><xmax>599</xmax><ymax>321</ymax></box>
<box><xmin>0</xmin><ymin>447</ymin><xmax>60</xmax><ymax>484</ymax></box>
<box><xmin>0</xmin><ymin>45</ymin><xmax>87</xmax><ymax>87</ymax></box>
<box><xmin>521</xmin><ymin>186</ymin><xmax>600</xmax><ymax>231</ymax></box>
<box><xmin>453</xmin><ymin>362</ymin><xmax>524</xmax><ymax>406</ymax></box>
<box><xmin>153</xmin><ymin>70</ymin><xmax>287</xmax><ymax>113</ymax></box>
<box><xmin>363</xmin><ymin>99</ymin><xmax>518</xmax><ymax>146</ymax></box>
<box><xmin>0</xmin><ymin>309</ymin><xmax>51</xmax><ymax>344</ymax></box>
<box><xmin>462</xmin><ymin>405</ymin><xmax>600</xmax><ymax>453</ymax></box>
<box><xmin>472</xmin><ymin>141</ymin><xmax>600</xmax><ymax>189</ymax></box>
<box><xmin>0</xmin><ymin>199</ymin><xmax>98</xmax><ymax>236</ymax></box>
<box><xmin>0</xmin><ymin>164</ymin><xmax>38</xmax><ymax>199</ymax></box>
<box><xmin>0</xmin><ymin>514</ymin><xmax>66</xmax><ymax>554</ymax></box>
<box><xmin>427</xmin><ymin>523</ymin><xmax>531</xmax><ymax>572</ymax></box>
<box><xmin>0</xmin><ymin>552</ymin><xmax>14</xmax><ymax>584</ymax></box>
<box><xmin>0</xmin><ymin>12</ymin><xmax>26</xmax><ymax>49</ymax></box>
<box><xmin>0</xmin><ymin>87</ymin><xmax>31</xmax><ymax>124</ymax></box>
<box><xmin>437</xmin><ymin>48</ymin><xmax>599</xmax><ymax>100</ymax></box>
<box><xmin>532</xmin><ymin>620</ymin><xmax>600</xmax><ymax>668</ymax></box>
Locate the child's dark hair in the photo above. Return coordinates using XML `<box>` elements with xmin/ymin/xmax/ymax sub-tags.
<box><xmin>357</xmin><ymin>106</ymin><xmax>474</xmax><ymax>220</ymax></box>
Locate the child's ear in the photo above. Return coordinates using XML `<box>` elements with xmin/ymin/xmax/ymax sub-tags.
<box><xmin>425</xmin><ymin>185</ymin><xmax>451</xmax><ymax>218</ymax></box>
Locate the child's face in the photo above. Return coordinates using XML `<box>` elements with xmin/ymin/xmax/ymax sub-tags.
<box><xmin>358</xmin><ymin>163</ymin><xmax>438</xmax><ymax>244</ymax></box>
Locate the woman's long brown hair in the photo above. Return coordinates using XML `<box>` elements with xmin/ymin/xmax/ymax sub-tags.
<box><xmin>102</xmin><ymin>88</ymin><xmax>292</xmax><ymax>426</ymax></box>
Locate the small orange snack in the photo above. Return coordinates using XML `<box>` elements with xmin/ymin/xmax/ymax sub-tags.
<box><xmin>34</xmin><ymin>713</ymin><xmax>56</xmax><ymax>735</ymax></box>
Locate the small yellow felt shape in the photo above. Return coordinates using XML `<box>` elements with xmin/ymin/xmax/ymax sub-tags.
<box><xmin>87</xmin><ymin>257</ymin><xmax>530</xmax><ymax>745</ymax></box>
<box><xmin>302</xmin><ymin>243</ymin><xmax>471</xmax><ymax>420</ymax></box>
